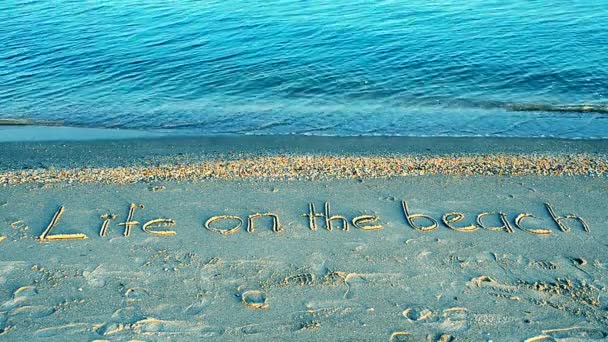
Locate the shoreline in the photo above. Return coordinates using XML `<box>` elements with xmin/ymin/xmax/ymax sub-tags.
<box><xmin>1</xmin><ymin>126</ymin><xmax>607</xmax><ymax>172</ymax></box>
<box><xmin>1</xmin><ymin>154</ymin><xmax>607</xmax><ymax>185</ymax></box>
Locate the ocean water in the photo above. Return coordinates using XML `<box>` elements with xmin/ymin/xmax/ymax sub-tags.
<box><xmin>1</xmin><ymin>1</ymin><xmax>607</xmax><ymax>138</ymax></box>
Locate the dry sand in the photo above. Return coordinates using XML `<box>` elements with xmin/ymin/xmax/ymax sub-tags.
<box><xmin>0</xmin><ymin>135</ymin><xmax>607</xmax><ymax>341</ymax></box>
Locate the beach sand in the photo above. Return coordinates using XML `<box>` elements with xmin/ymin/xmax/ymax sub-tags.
<box><xmin>0</xmin><ymin>134</ymin><xmax>607</xmax><ymax>341</ymax></box>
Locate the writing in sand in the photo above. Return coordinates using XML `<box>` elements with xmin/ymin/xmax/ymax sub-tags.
<box><xmin>2</xmin><ymin>200</ymin><xmax>588</xmax><ymax>244</ymax></box>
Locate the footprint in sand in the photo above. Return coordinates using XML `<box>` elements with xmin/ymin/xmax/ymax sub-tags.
<box><xmin>402</xmin><ymin>307</ymin><xmax>434</xmax><ymax>323</ymax></box>
<box><xmin>398</xmin><ymin>305</ymin><xmax>470</xmax><ymax>333</ymax></box>
<box><xmin>111</xmin><ymin>306</ymin><xmax>138</xmax><ymax>321</ymax></box>
<box><xmin>390</xmin><ymin>331</ymin><xmax>455</xmax><ymax>342</ymax></box>
<box><xmin>184</xmin><ymin>299</ymin><xmax>208</xmax><ymax>315</ymax></box>
<box><xmin>240</xmin><ymin>289</ymin><xmax>269</xmax><ymax>309</ymax></box>
<box><xmin>0</xmin><ymin>312</ymin><xmax>8</xmax><ymax>335</ymax></box>
<box><xmin>0</xmin><ymin>286</ymin><xmax>55</xmax><ymax>323</ymax></box>
<box><xmin>10</xmin><ymin>305</ymin><xmax>55</xmax><ymax>319</ymax></box>
<box><xmin>529</xmin><ymin>260</ymin><xmax>558</xmax><ymax>270</ymax></box>
<box><xmin>125</xmin><ymin>287</ymin><xmax>149</xmax><ymax>303</ymax></box>
<box><xmin>0</xmin><ymin>286</ymin><xmax>36</xmax><ymax>311</ymax></box>
<box><xmin>34</xmin><ymin>323</ymin><xmax>97</xmax><ymax>338</ymax></box>
<box><xmin>130</xmin><ymin>317</ymin><xmax>221</xmax><ymax>337</ymax></box>
<box><xmin>97</xmin><ymin>315</ymin><xmax>223</xmax><ymax>338</ymax></box>
<box><xmin>542</xmin><ymin>326</ymin><xmax>607</xmax><ymax>340</ymax></box>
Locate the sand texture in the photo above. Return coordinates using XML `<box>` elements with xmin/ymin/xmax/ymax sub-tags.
<box><xmin>1</xmin><ymin>175</ymin><xmax>607</xmax><ymax>341</ymax></box>
<box><xmin>1</xmin><ymin>154</ymin><xmax>607</xmax><ymax>185</ymax></box>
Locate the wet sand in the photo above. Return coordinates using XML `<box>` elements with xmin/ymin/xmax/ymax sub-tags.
<box><xmin>0</xmin><ymin>134</ymin><xmax>607</xmax><ymax>341</ymax></box>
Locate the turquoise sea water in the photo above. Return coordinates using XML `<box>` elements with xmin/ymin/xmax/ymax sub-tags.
<box><xmin>1</xmin><ymin>1</ymin><xmax>607</xmax><ymax>138</ymax></box>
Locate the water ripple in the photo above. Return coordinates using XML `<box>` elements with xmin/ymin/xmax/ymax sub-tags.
<box><xmin>0</xmin><ymin>1</ymin><xmax>607</xmax><ymax>138</ymax></box>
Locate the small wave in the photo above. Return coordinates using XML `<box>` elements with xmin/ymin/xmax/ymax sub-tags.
<box><xmin>0</xmin><ymin>118</ymin><xmax>35</xmax><ymax>126</ymax></box>
<box><xmin>505</xmin><ymin>103</ymin><xmax>608</xmax><ymax>114</ymax></box>
<box><xmin>1</xmin><ymin>98</ymin><xmax>607</xmax><ymax>140</ymax></box>
<box><xmin>0</xmin><ymin>118</ymin><xmax>63</xmax><ymax>126</ymax></box>
<box><xmin>416</xmin><ymin>98</ymin><xmax>608</xmax><ymax>114</ymax></box>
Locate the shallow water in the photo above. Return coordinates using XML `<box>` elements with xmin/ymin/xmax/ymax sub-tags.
<box><xmin>1</xmin><ymin>1</ymin><xmax>607</xmax><ymax>138</ymax></box>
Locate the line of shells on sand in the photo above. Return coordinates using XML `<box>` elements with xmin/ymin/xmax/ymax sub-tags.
<box><xmin>1</xmin><ymin>154</ymin><xmax>607</xmax><ymax>185</ymax></box>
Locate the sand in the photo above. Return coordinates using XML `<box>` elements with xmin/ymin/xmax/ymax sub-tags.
<box><xmin>0</xmin><ymin>134</ymin><xmax>607</xmax><ymax>341</ymax></box>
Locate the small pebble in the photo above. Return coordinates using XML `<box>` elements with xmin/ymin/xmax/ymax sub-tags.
<box><xmin>0</xmin><ymin>154</ymin><xmax>605</xmax><ymax>184</ymax></box>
